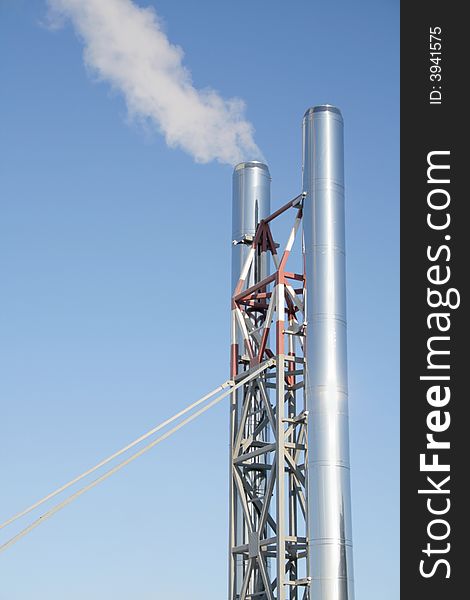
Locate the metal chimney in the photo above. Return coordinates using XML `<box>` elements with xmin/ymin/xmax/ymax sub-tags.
<box><xmin>302</xmin><ymin>105</ymin><xmax>355</xmax><ymax>600</ymax></box>
<box><xmin>230</xmin><ymin>161</ymin><xmax>271</xmax><ymax>599</ymax></box>
<box><xmin>232</xmin><ymin>161</ymin><xmax>271</xmax><ymax>290</ymax></box>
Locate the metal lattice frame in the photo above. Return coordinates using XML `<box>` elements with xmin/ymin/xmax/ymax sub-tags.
<box><xmin>229</xmin><ymin>194</ymin><xmax>310</xmax><ymax>600</ymax></box>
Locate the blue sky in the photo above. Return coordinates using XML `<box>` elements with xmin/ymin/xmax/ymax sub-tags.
<box><xmin>0</xmin><ymin>1</ymin><xmax>399</xmax><ymax>598</ymax></box>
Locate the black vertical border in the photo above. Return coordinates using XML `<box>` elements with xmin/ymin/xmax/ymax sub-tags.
<box><xmin>401</xmin><ymin>3</ymin><xmax>467</xmax><ymax>598</ymax></box>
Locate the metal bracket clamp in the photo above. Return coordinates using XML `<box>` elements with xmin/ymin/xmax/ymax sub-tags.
<box><xmin>292</xmin><ymin>191</ymin><xmax>307</xmax><ymax>209</ymax></box>
<box><xmin>232</xmin><ymin>234</ymin><xmax>254</xmax><ymax>246</ymax></box>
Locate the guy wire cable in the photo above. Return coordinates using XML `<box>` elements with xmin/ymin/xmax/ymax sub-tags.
<box><xmin>0</xmin><ymin>359</ymin><xmax>273</xmax><ymax>554</ymax></box>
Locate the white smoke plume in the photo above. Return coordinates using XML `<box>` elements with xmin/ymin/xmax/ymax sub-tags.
<box><xmin>46</xmin><ymin>0</ymin><xmax>263</xmax><ymax>165</ymax></box>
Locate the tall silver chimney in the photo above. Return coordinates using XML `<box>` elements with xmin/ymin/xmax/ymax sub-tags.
<box><xmin>302</xmin><ymin>105</ymin><xmax>355</xmax><ymax>600</ymax></box>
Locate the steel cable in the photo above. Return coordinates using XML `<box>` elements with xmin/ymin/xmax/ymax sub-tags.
<box><xmin>0</xmin><ymin>360</ymin><xmax>273</xmax><ymax>554</ymax></box>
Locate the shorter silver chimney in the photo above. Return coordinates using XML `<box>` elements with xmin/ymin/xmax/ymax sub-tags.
<box><xmin>229</xmin><ymin>161</ymin><xmax>271</xmax><ymax>599</ymax></box>
<box><xmin>232</xmin><ymin>161</ymin><xmax>271</xmax><ymax>290</ymax></box>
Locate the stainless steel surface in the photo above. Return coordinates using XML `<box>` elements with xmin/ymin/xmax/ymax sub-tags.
<box><xmin>232</xmin><ymin>161</ymin><xmax>271</xmax><ymax>290</ymax></box>
<box><xmin>230</xmin><ymin>161</ymin><xmax>271</xmax><ymax>599</ymax></box>
<box><xmin>302</xmin><ymin>105</ymin><xmax>355</xmax><ymax>600</ymax></box>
